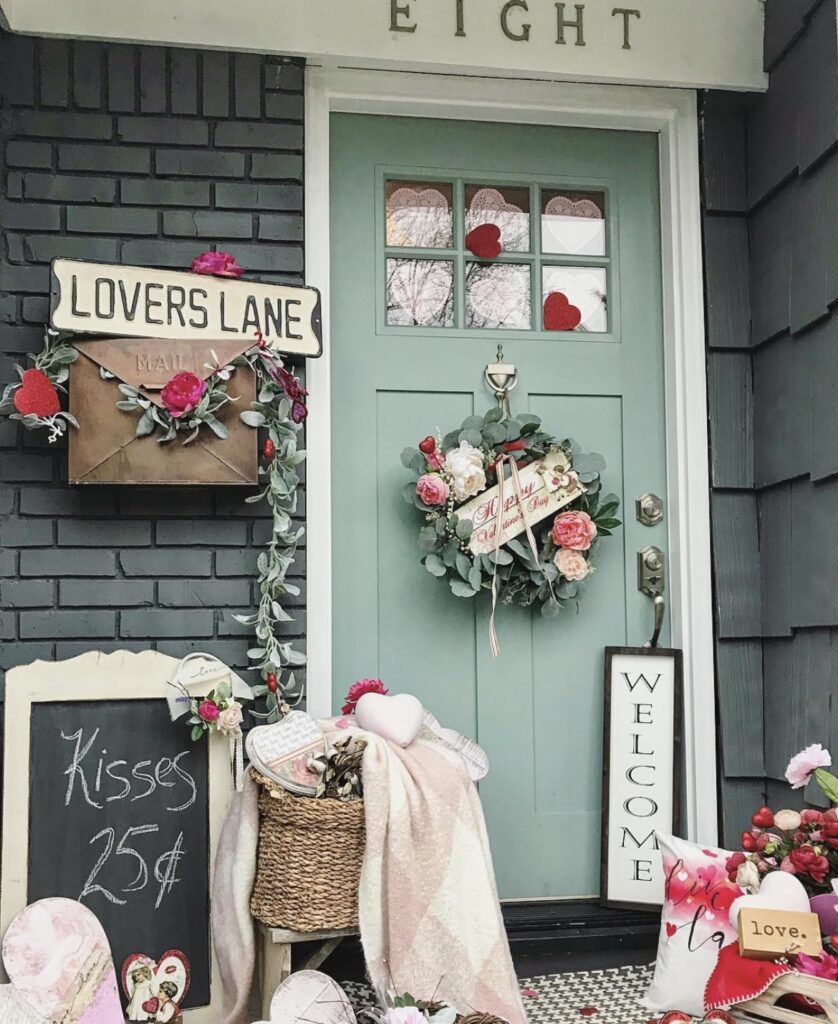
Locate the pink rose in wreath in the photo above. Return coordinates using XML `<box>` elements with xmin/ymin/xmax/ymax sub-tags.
<box><xmin>198</xmin><ymin>700</ymin><xmax>220</xmax><ymax>723</ymax></box>
<box><xmin>161</xmin><ymin>371</ymin><xmax>207</xmax><ymax>419</ymax></box>
<box><xmin>416</xmin><ymin>473</ymin><xmax>450</xmax><ymax>507</ymax></box>
<box><xmin>554</xmin><ymin>547</ymin><xmax>590</xmax><ymax>581</ymax></box>
<box><xmin>190</xmin><ymin>250</ymin><xmax>245</xmax><ymax>278</ymax></box>
<box><xmin>551</xmin><ymin>510</ymin><xmax>597</xmax><ymax>551</ymax></box>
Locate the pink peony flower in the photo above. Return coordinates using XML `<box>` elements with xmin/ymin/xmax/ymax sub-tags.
<box><xmin>342</xmin><ymin>678</ymin><xmax>388</xmax><ymax>715</ymax></box>
<box><xmin>190</xmin><ymin>250</ymin><xmax>245</xmax><ymax>277</ymax></box>
<box><xmin>416</xmin><ymin>473</ymin><xmax>450</xmax><ymax>507</ymax></box>
<box><xmin>198</xmin><ymin>699</ymin><xmax>220</xmax><ymax>723</ymax></box>
<box><xmin>161</xmin><ymin>371</ymin><xmax>207</xmax><ymax>419</ymax></box>
<box><xmin>554</xmin><ymin>547</ymin><xmax>590</xmax><ymax>581</ymax></box>
<box><xmin>551</xmin><ymin>510</ymin><xmax>597</xmax><ymax>551</ymax></box>
<box><xmin>795</xmin><ymin>952</ymin><xmax>838</xmax><ymax>981</ymax></box>
<box><xmin>786</xmin><ymin>743</ymin><xmax>832</xmax><ymax>789</ymax></box>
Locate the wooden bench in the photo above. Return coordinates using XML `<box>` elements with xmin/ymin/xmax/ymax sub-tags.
<box><xmin>258</xmin><ymin>923</ymin><xmax>359</xmax><ymax>1016</ymax></box>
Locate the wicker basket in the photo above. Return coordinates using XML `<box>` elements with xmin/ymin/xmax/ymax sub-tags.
<box><xmin>250</xmin><ymin>769</ymin><xmax>365</xmax><ymax>931</ymax></box>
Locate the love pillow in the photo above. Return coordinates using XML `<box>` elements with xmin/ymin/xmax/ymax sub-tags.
<box><xmin>642</xmin><ymin>834</ymin><xmax>743</xmax><ymax>1018</ymax></box>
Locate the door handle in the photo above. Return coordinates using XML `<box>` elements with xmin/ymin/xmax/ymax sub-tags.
<box><xmin>638</xmin><ymin>545</ymin><xmax>665</xmax><ymax>648</ymax></box>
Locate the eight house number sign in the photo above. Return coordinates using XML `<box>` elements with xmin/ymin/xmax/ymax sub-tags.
<box><xmin>601</xmin><ymin>647</ymin><xmax>682</xmax><ymax>910</ymax></box>
<box><xmin>0</xmin><ymin>650</ymin><xmax>230</xmax><ymax>1023</ymax></box>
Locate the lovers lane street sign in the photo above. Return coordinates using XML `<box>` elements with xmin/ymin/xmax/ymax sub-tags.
<box><xmin>50</xmin><ymin>259</ymin><xmax>322</xmax><ymax>357</ymax></box>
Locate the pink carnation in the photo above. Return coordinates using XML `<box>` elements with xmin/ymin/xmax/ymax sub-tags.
<box><xmin>796</xmin><ymin>953</ymin><xmax>838</xmax><ymax>981</ymax></box>
<box><xmin>416</xmin><ymin>473</ymin><xmax>449</xmax><ymax>507</ymax></box>
<box><xmin>785</xmin><ymin>743</ymin><xmax>832</xmax><ymax>789</ymax></box>
<box><xmin>190</xmin><ymin>250</ymin><xmax>245</xmax><ymax>278</ymax></box>
<box><xmin>551</xmin><ymin>510</ymin><xmax>597</xmax><ymax>551</ymax></box>
<box><xmin>342</xmin><ymin>678</ymin><xmax>388</xmax><ymax>715</ymax></box>
<box><xmin>198</xmin><ymin>700</ymin><xmax>220</xmax><ymax>723</ymax></box>
<box><xmin>160</xmin><ymin>371</ymin><xmax>206</xmax><ymax>419</ymax></box>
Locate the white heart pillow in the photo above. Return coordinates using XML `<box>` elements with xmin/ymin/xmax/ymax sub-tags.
<box><xmin>642</xmin><ymin>834</ymin><xmax>743</xmax><ymax>1017</ymax></box>
<box><xmin>729</xmin><ymin>870</ymin><xmax>810</xmax><ymax>928</ymax></box>
<box><xmin>355</xmin><ymin>692</ymin><xmax>423</xmax><ymax>747</ymax></box>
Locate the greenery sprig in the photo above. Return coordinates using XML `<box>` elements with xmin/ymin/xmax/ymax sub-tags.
<box><xmin>0</xmin><ymin>328</ymin><xmax>78</xmax><ymax>443</ymax></box>
<box><xmin>235</xmin><ymin>346</ymin><xmax>308</xmax><ymax>723</ymax></box>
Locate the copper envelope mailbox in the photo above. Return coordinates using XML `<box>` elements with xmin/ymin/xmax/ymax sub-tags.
<box><xmin>68</xmin><ymin>338</ymin><xmax>258</xmax><ymax>485</ymax></box>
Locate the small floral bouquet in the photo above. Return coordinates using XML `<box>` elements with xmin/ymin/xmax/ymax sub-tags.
<box><xmin>729</xmin><ymin>744</ymin><xmax>838</xmax><ymax>896</ymax></box>
<box><xmin>185</xmin><ymin>678</ymin><xmax>244</xmax><ymax>742</ymax></box>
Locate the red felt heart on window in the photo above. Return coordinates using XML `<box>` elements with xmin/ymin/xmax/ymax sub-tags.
<box><xmin>465</xmin><ymin>223</ymin><xmax>502</xmax><ymax>259</ymax></box>
<box><xmin>665</xmin><ymin>922</ymin><xmax>677</xmax><ymax>938</ymax></box>
<box><xmin>543</xmin><ymin>291</ymin><xmax>582</xmax><ymax>331</ymax></box>
<box><xmin>13</xmin><ymin>368</ymin><xmax>60</xmax><ymax>418</ymax></box>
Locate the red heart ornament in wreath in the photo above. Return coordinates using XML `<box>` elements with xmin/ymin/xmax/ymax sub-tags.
<box><xmin>13</xmin><ymin>368</ymin><xmax>60</xmax><ymax>418</ymax></box>
<box><xmin>544</xmin><ymin>291</ymin><xmax>583</xmax><ymax>331</ymax></box>
<box><xmin>465</xmin><ymin>223</ymin><xmax>502</xmax><ymax>259</ymax></box>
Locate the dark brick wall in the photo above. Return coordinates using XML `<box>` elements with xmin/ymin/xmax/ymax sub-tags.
<box><xmin>702</xmin><ymin>0</ymin><xmax>838</xmax><ymax>844</ymax></box>
<box><xmin>0</xmin><ymin>34</ymin><xmax>306</xmax><ymax>693</ymax></box>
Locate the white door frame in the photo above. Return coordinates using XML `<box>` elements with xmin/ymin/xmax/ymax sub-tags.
<box><xmin>304</xmin><ymin>65</ymin><xmax>718</xmax><ymax>846</ymax></box>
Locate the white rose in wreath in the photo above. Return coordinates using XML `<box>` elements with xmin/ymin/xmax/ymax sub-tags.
<box><xmin>444</xmin><ymin>441</ymin><xmax>487</xmax><ymax>501</ymax></box>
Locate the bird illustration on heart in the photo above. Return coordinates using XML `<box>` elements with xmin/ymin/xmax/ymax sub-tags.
<box><xmin>543</xmin><ymin>291</ymin><xmax>582</xmax><ymax>331</ymax></box>
<box><xmin>465</xmin><ymin>223</ymin><xmax>502</xmax><ymax>259</ymax></box>
<box><xmin>122</xmin><ymin>950</ymin><xmax>190</xmax><ymax>1023</ymax></box>
<box><xmin>12</xmin><ymin>369</ymin><xmax>60</xmax><ymax>419</ymax></box>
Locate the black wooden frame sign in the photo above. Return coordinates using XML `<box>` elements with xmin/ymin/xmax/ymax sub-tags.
<box><xmin>600</xmin><ymin>646</ymin><xmax>683</xmax><ymax>911</ymax></box>
<box><xmin>0</xmin><ymin>650</ymin><xmax>230</xmax><ymax>1022</ymax></box>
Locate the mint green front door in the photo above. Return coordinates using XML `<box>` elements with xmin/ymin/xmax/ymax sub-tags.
<box><xmin>330</xmin><ymin>113</ymin><xmax>668</xmax><ymax>900</ymax></box>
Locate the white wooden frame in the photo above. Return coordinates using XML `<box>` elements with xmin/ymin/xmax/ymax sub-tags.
<box><xmin>304</xmin><ymin>66</ymin><xmax>718</xmax><ymax>847</ymax></box>
<box><xmin>0</xmin><ymin>650</ymin><xmax>230</xmax><ymax>1023</ymax></box>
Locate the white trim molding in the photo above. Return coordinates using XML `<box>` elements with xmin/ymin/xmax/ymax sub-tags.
<box><xmin>304</xmin><ymin>66</ymin><xmax>718</xmax><ymax>847</ymax></box>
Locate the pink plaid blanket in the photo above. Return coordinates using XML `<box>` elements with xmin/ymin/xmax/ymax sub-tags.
<box><xmin>358</xmin><ymin>735</ymin><xmax>526</xmax><ymax>1024</ymax></box>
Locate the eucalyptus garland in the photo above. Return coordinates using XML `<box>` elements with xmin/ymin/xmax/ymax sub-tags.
<box><xmin>235</xmin><ymin>345</ymin><xmax>308</xmax><ymax>723</ymax></box>
<box><xmin>402</xmin><ymin>407</ymin><xmax>621</xmax><ymax>619</ymax></box>
<box><xmin>0</xmin><ymin>328</ymin><xmax>78</xmax><ymax>442</ymax></box>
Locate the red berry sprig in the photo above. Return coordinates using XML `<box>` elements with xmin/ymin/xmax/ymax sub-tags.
<box><xmin>266</xmin><ymin>672</ymin><xmax>278</xmax><ymax>693</ymax></box>
<box><xmin>263</xmin><ymin>438</ymin><xmax>276</xmax><ymax>460</ymax></box>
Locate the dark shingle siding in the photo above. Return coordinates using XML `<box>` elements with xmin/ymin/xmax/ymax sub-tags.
<box><xmin>0</xmin><ymin>33</ymin><xmax>306</xmax><ymax>694</ymax></box>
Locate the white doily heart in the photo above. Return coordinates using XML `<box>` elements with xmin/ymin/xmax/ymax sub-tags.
<box><xmin>542</xmin><ymin>196</ymin><xmax>604</xmax><ymax>255</ymax></box>
<box><xmin>387</xmin><ymin>186</ymin><xmax>451</xmax><ymax>248</ymax></box>
<box><xmin>466</xmin><ymin>187</ymin><xmax>528</xmax><ymax>252</ymax></box>
<box><xmin>2</xmin><ymin>898</ymin><xmax>122</xmax><ymax>1024</ymax></box>
<box><xmin>467</xmin><ymin>264</ymin><xmax>530</xmax><ymax>328</ymax></box>
<box><xmin>388</xmin><ymin>259</ymin><xmax>452</xmax><ymax>326</ymax></box>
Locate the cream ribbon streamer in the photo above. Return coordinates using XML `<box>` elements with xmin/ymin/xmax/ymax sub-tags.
<box><xmin>489</xmin><ymin>454</ymin><xmax>542</xmax><ymax>657</ymax></box>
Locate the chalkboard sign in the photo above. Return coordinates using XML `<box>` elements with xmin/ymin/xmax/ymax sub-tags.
<box><xmin>1</xmin><ymin>651</ymin><xmax>230</xmax><ymax>1023</ymax></box>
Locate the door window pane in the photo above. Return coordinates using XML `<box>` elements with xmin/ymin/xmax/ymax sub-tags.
<box><xmin>541</xmin><ymin>190</ymin><xmax>606</xmax><ymax>256</ymax></box>
<box><xmin>465</xmin><ymin>185</ymin><xmax>530</xmax><ymax>254</ymax></box>
<box><xmin>386</xmin><ymin>181</ymin><xmax>454</xmax><ymax>249</ymax></box>
<box><xmin>466</xmin><ymin>263</ymin><xmax>531</xmax><ymax>330</ymax></box>
<box><xmin>542</xmin><ymin>267</ymin><xmax>608</xmax><ymax>333</ymax></box>
<box><xmin>386</xmin><ymin>258</ymin><xmax>455</xmax><ymax>327</ymax></box>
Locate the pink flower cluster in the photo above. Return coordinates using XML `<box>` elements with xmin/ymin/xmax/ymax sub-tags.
<box><xmin>161</xmin><ymin>371</ymin><xmax>207</xmax><ymax>419</ymax></box>
<box><xmin>342</xmin><ymin>678</ymin><xmax>388</xmax><ymax>715</ymax></box>
<box><xmin>190</xmin><ymin>250</ymin><xmax>245</xmax><ymax>278</ymax></box>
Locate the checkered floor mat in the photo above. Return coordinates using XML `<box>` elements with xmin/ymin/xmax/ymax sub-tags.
<box><xmin>341</xmin><ymin>963</ymin><xmax>655</xmax><ymax>1023</ymax></box>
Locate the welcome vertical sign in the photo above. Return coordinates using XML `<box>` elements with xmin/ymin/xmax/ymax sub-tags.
<box><xmin>601</xmin><ymin>647</ymin><xmax>682</xmax><ymax>909</ymax></box>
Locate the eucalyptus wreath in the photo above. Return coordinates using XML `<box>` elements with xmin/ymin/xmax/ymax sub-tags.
<box><xmin>402</xmin><ymin>407</ymin><xmax>621</xmax><ymax>618</ymax></box>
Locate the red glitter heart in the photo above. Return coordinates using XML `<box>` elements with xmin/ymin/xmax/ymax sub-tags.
<box><xmin>543</xmin><ymin>291</ymin><xmax>582</xmax><ymax>331</ymax></box>
<box><xmin>465</xmin><ymin>223</ymin><xmax>502</xmax><ymax>259</ymax></box>
<box><xmin>13</xmin><ymin>368</ymin><xmax>60</xmax><ymax>418</ymax></box>
<box><xmin>665</xmin><ymin>922</ymin><xmax>677</xmax><ymax>938</ymax></box>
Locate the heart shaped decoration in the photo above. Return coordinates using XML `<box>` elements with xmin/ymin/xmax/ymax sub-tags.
<box><xmin>665</xmin><ymin>922</ymin><xmax>677</xmax><ymax>938</ymax></box>
<box><xmin>729</xmin><ymin>870</ymin><xmax>811</xmax><ymax>929</ymax></box>
<box><xmin>704</xmin><ymin>942</ymin><xmax>792</xmax><ymax>1011</ymax></box>
<box><xmin>465</xmin><ymin>223</ymin><xmax>502</xmax><ymax>259</ymax></box>
<box><xmin>260</xmin><ymin>970</ymin><xmax>356</xmax><ymax>1024</ymax></box>
<box><xmin>387</xmin><ymin>186</ymin><xmax>451</xmax><ymax>248</ymax></box>
<box><xmin>122</xmin><ymin>950</ymin><xmax>190</xmax><ymax>1022</ymax></box>
<box><xmin>544</xmin><ymin>291</ymin><xmax>582</xmax><ymax>331</ymax></box>
<box><xmin>13</xmin><ymin>369</ymin><xmax>60</xmax><ymax>418</ymax></box>
<box><xmin>246</xmin><ymin>711</ymin><xmax>326</xmax><ymax>793</ymax></box>
<box><xmin>542</xmin><ymin>196</ymin><xmax>604</xmax><ymax>255</ymax></box>
<box><xmin>0</xmin><ymin>986</ymin><xmax>44</xmax><ymax>1023</ymax></box>
<box><xmin>2</xmin><ymin>898</ymin><xmax>122</xmax><ymax>1024</ymax></box>
<box><xmin>355</xmin><ymin>692</ymin><xmax>424</xmax><ymax>747</ymax></box>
